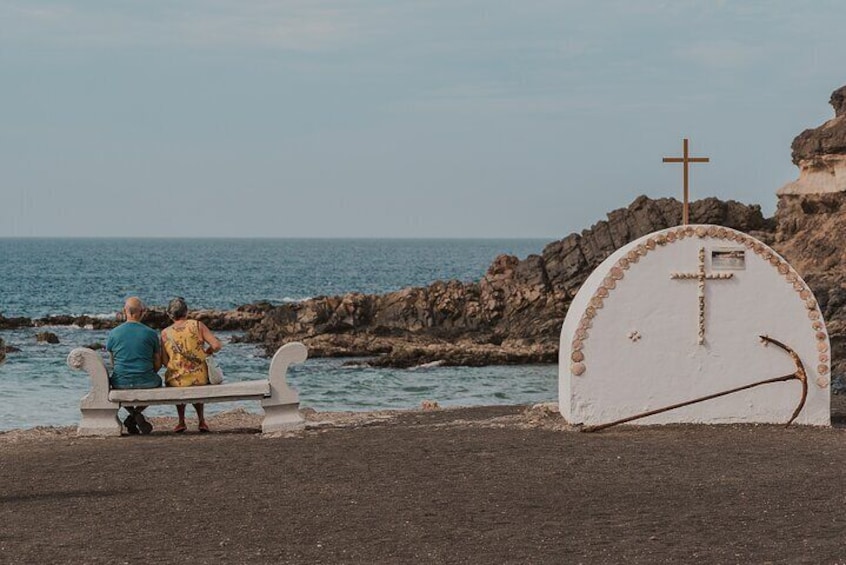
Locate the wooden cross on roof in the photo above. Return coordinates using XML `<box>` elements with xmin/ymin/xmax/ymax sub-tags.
<box><xmin>663</xmin><ymin>138</ymin><xmax>709</xmax><ymax>225</ymax></box>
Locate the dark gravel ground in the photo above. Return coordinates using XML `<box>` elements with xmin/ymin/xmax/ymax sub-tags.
<box><xmin>3</xmin><ymin>402</ymin><xmax>846</xmax><ymax>564</ymax></box>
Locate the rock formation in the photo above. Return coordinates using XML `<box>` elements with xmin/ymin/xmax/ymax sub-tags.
<box><xmin>133</xmin><ymin>307</ymin><xmax>266</xmax><ymax>331</ymax></box>
<box><xmin>779</xmin><ymin>85</ymin><xmax>846</xmax><ymax>195</ymax></box>
<box><xmin>245</xmin><ymin>85</ymin><xmax>846</xmax><ymax>378</ymax></box>
<box><xmin>0</xmin><ymin>314</ymin><xmax>32</xmax><ymax>330</ymax></box>
<box><xmin>244</xmin><ymin>196</ymin><xmax>768</xmax><ymax>367</ymax></box>
<box><xmin>765</xmin><ymin>86</ymin><xmax>846</xmax><ymax>383</ymax></box>
<box><xmin>3</xmin><ymin>85</ymin><xmax>846</xmax><ymax>383</ymax></box>
<box><xmin>769</xmin><ymin>192</ymin><xmax>846</xmax><ymax>384</ymax></box>
<box><xmin>0</xmin><ymin>308</ymin><xmax>264</xmax><ymax>333</ymax></box>
<box><xmin>35</xmin><ymin>332</ymin><xmax>59</xmax><ymax>344</ymax></box>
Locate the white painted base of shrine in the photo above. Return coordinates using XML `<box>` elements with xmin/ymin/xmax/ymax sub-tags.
<box><xmin>559</xmin><ymin>225</ymin><xmax>831</xmax><ymax>427</ymax></box>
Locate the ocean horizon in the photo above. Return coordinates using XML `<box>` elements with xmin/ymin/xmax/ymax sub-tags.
<box><xmin>0</xmin><ymin>237</ymin><xmax>558</xmax><ymax>430</ymax></box>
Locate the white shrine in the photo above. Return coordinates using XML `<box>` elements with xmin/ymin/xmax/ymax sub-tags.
<box><xmin>559</xmin><ymin>225</ymin><xmax>830</xmax><ymax>427</ymax></box>
<box><xmin>559</xmin><ymin>140</ymin><xmax>831</xmax><ymax>428</ymax></box>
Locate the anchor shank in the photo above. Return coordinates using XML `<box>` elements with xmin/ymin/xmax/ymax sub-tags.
<box><xmin>581</xmin><ymin>372</ymin><xmax>799</xmax><ymax>433</ymax></box>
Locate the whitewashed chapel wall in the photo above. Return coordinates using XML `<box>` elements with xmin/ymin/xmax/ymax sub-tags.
<box><xmin>559</xmin><ymin>225</ymin><xmax>830</xmax><ymax>426</ymax></box>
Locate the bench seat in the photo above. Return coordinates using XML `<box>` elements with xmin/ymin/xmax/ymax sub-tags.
<box><xmin>68</xmin><ymin>342</ymin><xmax>308</xmax><ymax>436</ymax></box>
<box><xmin>109</xmin><ymin>380</ymin><xmax>271</xmax><ymax>405</ymax></box>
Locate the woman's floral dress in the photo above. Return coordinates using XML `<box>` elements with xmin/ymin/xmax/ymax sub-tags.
<box><xmin>163</xmin><ymin>320</ymin><xmax>209</xmax><ymax>387</ymax></box>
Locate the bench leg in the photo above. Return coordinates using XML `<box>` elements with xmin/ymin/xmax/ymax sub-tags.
<box><xmin>261</xmin><ymin>401</ymin><xmax>303</xmax><ymax>433</ymax></box>
<box><xmin>78</xmin><ymin>407</ymin><xmax>122</xmax><ymax>437</ymax></box>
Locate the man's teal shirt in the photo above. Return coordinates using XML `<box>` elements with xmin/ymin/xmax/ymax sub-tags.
<box><xmin>106</xmin><ymin>321</ymin><xmax>162</xmax><ymax>389</ymax></box>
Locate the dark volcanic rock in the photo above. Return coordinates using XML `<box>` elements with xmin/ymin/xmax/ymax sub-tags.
<box><xmin>8</xmin><ymin>87</ymin><xmax>846</xmax><ymax>373</ymax></box>
<box><xmin>0</xmin><ymin>314</ymin><xmax>32</xmax><ymax>330</ymax></box>
<box><xmin>769</xmin><ymin>191</ymin><xmax>846</xmax><ymax>382</ymax></box>
<box><xmin>139</xmin><ymin>309</ymin><xmax>171</xmax><ymax>330</ymax></box>
<box><xmin>541</xmin><ymin>195</ymin><xmax>767</xmax><ymax>298</ymax></box>
<box><xmin>36</xmin><ymin>332</ymin><xmax>60</xmax><ymax>345</ymax></box>
<box><xmin>791</xmin><ymin>85</ymin><xmax>846</xmax><ymax>165</ymax></box>
<box><xmin>0</xmin><ymin>308</ymin><xmax>265</xmax><ymax>333</ymax></box>
<box><xmin>831</xmin><ymin>85</ymin><xmax>846</xmax><ymax>118</ymax></box>
<box><xmin>243</xmin><ymin>195</ymin><xmax>768</xmax><ymax>366</ymax></box>
<box><xmin>766</xmin><ymin>87</ymin><xmax>846</xmax><ymax>383</ymax></box>
<box><xmin>242</xmin><ymin>88</ymin><xmax>846</xmax><ymax>372</ymax></box>
<box><xmin>191</xmin><ymin>309</ymin><xmax>267</xmax><ymax>332</ymax></box>
<box><xmin>36</xmin><ymin>315</ymin><xmax>117</xmax><ymax>330</ymax></box>
<box><xmin>137</xmin><ymin>308</ymin><xmax>264</xmax><ymax>331</ymax></box>
<box><xmin>83</xmin><ymin>342</ymin><xmax>105</xmax><ymax>351</ymax></box>
<box><xmin>237</xmin><ymin>301</ymin><xmax>275</xmax><ymax>314</ymax></box>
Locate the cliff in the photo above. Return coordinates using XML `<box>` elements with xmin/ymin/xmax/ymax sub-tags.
<box><xmin>770</xmin><ymin>192</ymin><xmax>846</xmax><ymax>379</ymax></box>
<box><xmin>779</xmin><ymin>85</ymin><xmax>846</xmax><ymax>195</ymax></box>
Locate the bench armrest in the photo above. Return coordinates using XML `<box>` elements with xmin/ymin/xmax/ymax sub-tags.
<box><xmin>266</xmin><ymin>342</ymin><xmax>308</xmax><ymax>406</ymax></box>
<box><xmin>68</xmin><ymin>347</ymin><xmax>112</xmax><ymax>409</ymax></box>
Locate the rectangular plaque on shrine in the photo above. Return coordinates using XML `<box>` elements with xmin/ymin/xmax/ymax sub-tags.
<box><xmin>711</xmin><ymin>248</ymin><xmax>746</xmax><ymax>270</ymax></box>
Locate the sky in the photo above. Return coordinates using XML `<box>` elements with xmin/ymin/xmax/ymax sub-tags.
<box><xmin>1</xmin><ymin>0</ymin><xmax>844</xmax><ymax>238</ymax></box>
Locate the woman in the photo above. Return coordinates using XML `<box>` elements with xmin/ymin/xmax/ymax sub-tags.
<box><xmin>160</xmin><ymin>297</ymin><xmax>222</xmax><ymax>432</ymax></box>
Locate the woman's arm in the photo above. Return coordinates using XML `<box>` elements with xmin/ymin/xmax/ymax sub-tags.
<box><xmin>159</xmin><ymin>331</ymin><xmax>170</xmax><ymax>366</ymax></box>
<box><xmin>200</xmin><ymin>322</ymin><xmax>222</xmax><ymax>355</ymax></box>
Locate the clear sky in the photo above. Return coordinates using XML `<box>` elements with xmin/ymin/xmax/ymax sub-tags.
<box><xmin>1</xmin><ymin>0</ymin><xmax>844</xmax><ymax>238</ymax></box>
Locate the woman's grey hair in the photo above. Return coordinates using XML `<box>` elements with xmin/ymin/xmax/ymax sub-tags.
<box><xmin>166</xmin><ymin>297</ymin><xmax>189</xmax><ymax>321</ymax></box>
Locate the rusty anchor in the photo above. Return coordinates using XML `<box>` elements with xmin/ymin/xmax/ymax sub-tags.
<box><xmin>581</xmin><ymin>335</ymin><xmax>808</xmax><ymax>433</ymax></box>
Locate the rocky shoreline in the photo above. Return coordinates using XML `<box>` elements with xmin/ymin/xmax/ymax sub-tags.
<box><xmin>0</xmin><ymin>196</ymin><xmax>770</xmax><ymax>369</ymax></box>
<box><xmin>3</xmin><ymin>86</ymin><xmax>846</xmax><ymax>377</ymax></box>
<box><xmin>237</xmin><ymin>86</ymin><xmax>846</xmax><ymax>374</ymax></box>
<box><xmin>0</xmin><ymin>306</ymin><xmax>266</xmax><ymax>333</ymax></box>
<box><xmin>240</xmin><ymin>195</ymin><xmax>769</xmax><ymax>368</ymax></box>
<box><xmin>1</xmin><ymin>194</ymin><xmax>843</xmax><ymax>374</ymax></box>
<box><xmin>1</xmin><ymin>193</ymin><xmax>842</xmax><ymax>374</ymax></box>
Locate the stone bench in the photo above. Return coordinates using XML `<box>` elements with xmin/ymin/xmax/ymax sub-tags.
<box><xmin>67</xmin><ymin>342</ymin><xmax>308</xmax><ymax>436</ymax></box>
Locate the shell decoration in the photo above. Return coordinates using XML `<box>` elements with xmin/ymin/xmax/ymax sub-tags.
<box><xmin>570</xmin><ymin>225</ymin><xmax>831</xmax><ymax>384</ymax></box>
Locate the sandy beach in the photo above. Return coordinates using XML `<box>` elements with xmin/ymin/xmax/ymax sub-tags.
<box><xmin>2</xmin><ymin>398</ymin><xmax>846</xmax><ymax>564</ymax></box>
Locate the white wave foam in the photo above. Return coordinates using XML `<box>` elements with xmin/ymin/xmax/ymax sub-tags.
<box><xmin>271</xmin><ymin>297</ymin><xmax>312</xmax><ymax>304</ymax></box>
<box><xmin>409</xmin><ymin>360</ymin><xmax>445</xmax><ymax>371</ymax></box>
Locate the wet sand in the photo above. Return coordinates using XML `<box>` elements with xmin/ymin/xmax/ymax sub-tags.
<box><xmin>3</xmin><ymin>400</ymin><xmax>846</xmax><ymax>564</ymax></box>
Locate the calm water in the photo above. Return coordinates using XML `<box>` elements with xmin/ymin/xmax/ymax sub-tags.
<box><xmin>0</xmin><ymin>238</ymin><xmax>558</xmax><ymax>430</ymax></box>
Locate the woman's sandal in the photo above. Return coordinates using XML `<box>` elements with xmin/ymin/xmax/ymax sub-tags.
<box><xmin>198</xmin><ymin>421</ymin><xmax>210</xmax><ymax>433</ymax></box>
<box><xmin>173</xmin><ymin>423</ymin><xmax>187</xmax><ymax>433</ymax></box>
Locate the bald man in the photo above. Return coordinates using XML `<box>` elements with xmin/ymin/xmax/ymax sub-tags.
<box><xmin>105</xmin><ymin>297</ymin><xmax>162</xmax><ymax>434</ymax></box>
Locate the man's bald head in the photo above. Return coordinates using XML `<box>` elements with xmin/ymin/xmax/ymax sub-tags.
<box><xmin>124</xmin><ymin>297</ymin><xmax>146</xmax><ymax>321</ymax></box>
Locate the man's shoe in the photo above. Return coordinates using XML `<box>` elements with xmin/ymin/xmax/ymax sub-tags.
<box><xmin>133</xmin><ymin>412</ymin><xmax>153</xmax><ymax>435</ymax></box>
<box><xmin>123</xmin><ymin>415</ymin><xmax>139</xmax><ymax>435</ymax></box>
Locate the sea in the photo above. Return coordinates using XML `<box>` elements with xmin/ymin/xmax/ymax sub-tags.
<box><xmin>0</xmin><ymin>238</ymin><xmax>558</xmax><ymax>431</ymax></box>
